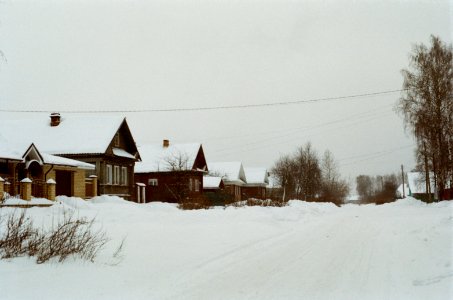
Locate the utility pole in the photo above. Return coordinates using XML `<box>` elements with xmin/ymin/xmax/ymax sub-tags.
<box><xmin>401</xmin><ymin>164</ymin><xmax>405</xmax><ymax>198</ymax></box>
<box><xmin>423</xmin><ymin>141</ymin><xmax>431</xmax><ymax>202</ymax></box>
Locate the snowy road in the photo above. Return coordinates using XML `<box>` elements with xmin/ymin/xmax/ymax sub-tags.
<box><xmin>1</xmin><ymin>197</ymin><xmax>452</xmax><ymax>300</ymax></box>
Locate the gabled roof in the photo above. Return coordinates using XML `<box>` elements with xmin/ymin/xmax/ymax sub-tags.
<box><xmin>208</xmin><ymin>161</ymin><xmax>246</xmax><ymax>184</ymax></box>
<box><xmin>0</xmin><ymin>137</ymin><xmax>94</xmax><ymax>170</ymax></box>
<box><xmin>203</xmin><ymin>176</ymin><xmax>223</xmax><ymax>189</ymax></box>
<box><xmin>407</xmin><ymin>172</ymin><xmax>436</xmax><ymax>194</ymax></box>
<box><xmin>244</xmin><ymin>167</ymin><xmax>269</xmax><ymax>186</ymax></box>
<box><xmin>135</xmin><ymin>143</ymin><xmax>203</xmax><ymax>173</ymax></box>
<box><xmin>0</xmin><ymin>115</ymin><xmax>127</xmax><ymax>155</ymax></box>
<box><xmin>40</xmin><ymin>153</ymin><xmax>95</xmax><ymax>169</ymax></box>
<box><xmin>0</xmin><ymin>134</ymin><xmax>23</xmax><ymax>161</ymax></box>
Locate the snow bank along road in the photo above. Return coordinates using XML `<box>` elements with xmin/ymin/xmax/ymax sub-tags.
<box><xmin>1</xmin><ymin>196</ymin><xmax>452</xmax><ymax>300</ymax></box>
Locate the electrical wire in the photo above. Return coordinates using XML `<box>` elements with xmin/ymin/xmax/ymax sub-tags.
<box><xmin>0</xmin><ymin>89</ymin><xmax>405</xmax><ymax>113</ymax></box>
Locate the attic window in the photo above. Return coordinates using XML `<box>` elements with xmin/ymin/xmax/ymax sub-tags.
<box><xmin>148</xmin><ymin>179</ymin><xmax>158</xmax><ymax>186</ymax></box>
<box><xmin>114</xmin><ymin>133</ymin><xmax>120</xmax><ymax>147</ymax></box>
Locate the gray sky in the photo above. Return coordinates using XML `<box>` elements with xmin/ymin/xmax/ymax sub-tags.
<box><xmin>0</xmin><ymin>0</ymin><xmax>451</xmax><ymax>183</ymax></box>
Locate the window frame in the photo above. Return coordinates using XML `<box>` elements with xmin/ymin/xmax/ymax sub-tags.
<box><xmin>114</xmin><ymin>133</ymin><xmax>120</xmax><ymax>147</ymax></box>
<box><xmin>194</xmin><ymin>179</ymin><xmax>200</xmax><ymax>192</ymax></box>
<box><xmin>121</xmin><ymin>166</ymin><xmax>128</xmax><ymax>186</ymax></box>
<box><xmin>148</xmin><ymin>178</ymin><xmax>158</xmax><ymax>186</ymax></box>
<box><xmin>113</xmin><ymin>165</ymin><xmax>120</xmax><ymax>185</ymax></box>
<box><xmin>106</xmin><ymin>164</ymin><xmax>113</xmax><ymax>185</ymax></box>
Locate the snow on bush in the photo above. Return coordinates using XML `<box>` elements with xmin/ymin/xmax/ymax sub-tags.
<box><xmin>0</xmin><ymin>209</ymin><xmax>108</xmax><ymax>263</ymax></box>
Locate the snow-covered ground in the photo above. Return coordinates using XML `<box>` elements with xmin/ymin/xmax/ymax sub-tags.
<box><xmin>1</xmin><ymin>196</ymin><xmax>452</xmax><ymax>300</ymax></box>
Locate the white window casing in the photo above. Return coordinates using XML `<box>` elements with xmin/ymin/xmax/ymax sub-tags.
<box><xmin>114</xmin><ymin>166</ymin><xmax>120</xmax><ymax>185</ymax></box>
<box><xmin>106</xmin><ymin>164</ymin><xmax>113</xmax><ymax>184</ymax></box>
<box><xmin>121</xmin><ymin>166</ymin><xmax>128</xmax><ymax>185</ymax></box>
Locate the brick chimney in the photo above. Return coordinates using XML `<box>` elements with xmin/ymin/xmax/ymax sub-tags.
<box><xmin>163</xmin><ymin>139</ymin><xmax>170</xmax><ymax>148</ymax></box>
<box><xmin>50</xmin><ymin>113</ymin><xmax>61</xmax><ymax>127</ymax></box>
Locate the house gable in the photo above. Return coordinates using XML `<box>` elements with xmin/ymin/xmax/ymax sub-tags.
<box><xmin>193</xmin><ymin>145</ymin><xmax>208</xmax><ymax>171</ymax></box>
<box><xmin>105</xmin><ymin>119</ymin><xmax>141</xmax><ymax>161</ymax></box>
<box><xmin>22</xmin><ymin>144</ymin><xmax>44</xmax><ymax>168</ymax></box>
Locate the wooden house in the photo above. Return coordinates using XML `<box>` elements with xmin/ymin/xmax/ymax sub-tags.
<box><xmin>208</xmin><ymin>162</ymin><xmax>246</xmax><ymax>201</ymax></box>
<box><xmin>0</xmin><ymin>113</ymin><xmax>140</xmax><ymax>200</ymax></box>
<box><xmin>407</xmin><ymin>171</ymin><xmax>452</xmax><ymax>201</ymax></box>
<box><xmin>134</xmin><ymin>140</ymin><xmax>208</xmax><ymax>203</ymax></box>
<box><xmin>407</xmin><ymin>172</ymin><xmax>436</xmax><ymax>201</ymax></box>
<box><xmin>203</xmin><ymin>176</ymin><xmax>228</xmax><ymax>205</ymax></box>
<box><xmin>242</xmin><ymin>168</ymin><xmax>269</xmax><ymax>200</ymax></box>
<box><xmin>0</xmin><ymin>135</ymin><xmax>95</xmax><ymax>200</ymax></box>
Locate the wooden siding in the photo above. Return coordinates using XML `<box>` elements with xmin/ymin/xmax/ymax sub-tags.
<box><xmin>242</xmin><ymin>186</ymin><xmax>267</xmax><ymax>200</ymax></box>
<box><xmin>57</xmin><ymin>120</ymin><xmax>139</xmax><ymax>200</ymax></box>
<box><xmin>134</xmin><ymin>171</ymin><xmax>204</xmax><ymax>203</ymax></box>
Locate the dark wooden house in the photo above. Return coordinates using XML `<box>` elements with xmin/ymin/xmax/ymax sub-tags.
<box><xmin>134</xmin><ymin>140</ymin><xmax>208</xmax><ymax>203</ymax></box>
<box><xmin>242</xmin><ymin>167</ymin><xmax>269</xmax><ymax>200</ymax></box>
<box><xmin>208</xmin><ymin>162</ymin><xmax>246</xmax><ymax>201</ymax></box>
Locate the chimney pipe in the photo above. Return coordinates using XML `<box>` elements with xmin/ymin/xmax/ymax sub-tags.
<box><xmin>50</xmin><ymin>113</ymin><xmax>61</xmax><ymax>127</ymax></box>
<box><xmin>163</xmin><ymin>139</ymin><xmax>169</xmax><ymax>148</ymax></box>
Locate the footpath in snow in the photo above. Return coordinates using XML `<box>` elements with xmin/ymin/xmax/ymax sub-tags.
<box><xmin>0</xmin><ymin>196</ymin><xmax>452</xmax><ymax>300</ymax></box>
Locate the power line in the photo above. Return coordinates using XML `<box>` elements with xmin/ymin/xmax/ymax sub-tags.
<box><xmin>210</xmin><ymin>108</ymin><xmax>395</xmax><ymax>157</ymax></box>
<box><xmin>0</xmin><ymin>89</ymin><xmax>405</xmax><ymax>113</ymax></box>
<box><xmin>339</xmin><ymin>144</ymin><xmax>415</xmax><ymax>167</ymax></box>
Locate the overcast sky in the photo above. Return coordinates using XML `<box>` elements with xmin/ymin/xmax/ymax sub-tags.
<box><xmin>0</xmin><ymin>0</ymin><xmax>451</xmax><ymax>183</ymax></box>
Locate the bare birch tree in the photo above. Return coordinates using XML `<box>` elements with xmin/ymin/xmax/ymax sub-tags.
<box><xmin>397</xmin><ymin>35</ymin><xmax>453</xmax><ymax>200</ymax></box>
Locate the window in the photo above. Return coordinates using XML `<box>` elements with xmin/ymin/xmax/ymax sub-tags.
<box><xmin>194</xmin><ymin>179</ymin><xmax>200</xmax><ymax>192</ymax></box>
<box><xmin>189</xmin><ymin>178</ymin><xmax>193</xmax><ymax>191</ymax></box>
<box><xmin>114</xmin><ymin>166</ymin><xmax>120</xmax><ymax>185</ymax></box>
<box><xmin>114</xmin><ymin>133</ymin><xmax>120</xmax><ymax>147</ymax></box>
<box><xmin>148</xmin><ymin>179</ymin><xmax>158</xmax><ymax>186</ymax></box>
<box><xmin>106</xmin><ymin>164</ymin><xmax>112</xmax><ymax>184</ymax></box>
<box><xmin>121</xmin><ymin>167</ymin><xmax>128</xmax><ymax>185</ymax></box>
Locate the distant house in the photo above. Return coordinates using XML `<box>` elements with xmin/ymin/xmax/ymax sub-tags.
<box><xmin>203</xmin><ymin>176</ymin><xmax>225</xmax><ymax>191</ymax></box>
<box><xmin>407</xmin><ymin>172</ymin><xmax>452</xmax><ymax>201</ymax></box>
<box><xmin>0</xmin><ymin>134</ymin><xmax>94</xmax><ymax>199</ymax></box>
<box><xmin>208</xmin><ymin>162</ymin><xmax>246</xmax><ymax>201</ymax></box>
<box><xmin>203</xmin><ymin>176</ymin><xmax>227</xmax><ymax>205</ymax></box>
<box><xmin>407</xmin><ymin>172</ymin><xmax>436</xmax><ymax>201</ymax></box>
<box><xmin>134</xmin><ymin>140</ymin><xmax>208</xmax><ymax>203</ymax></box>
<box><xmin>396</xmin><ymin>184</ymin><xmax>409</xmax><ymax>199</ymax></box>
<box><xmin>242</xmin><ymin>168</ymin><xmax>269</xmax><ymax>200</ymax></box>
<box><xmin>0</xmin><ymin>113</ymin><xmax>141</xmax><ymax>200</ymax></box>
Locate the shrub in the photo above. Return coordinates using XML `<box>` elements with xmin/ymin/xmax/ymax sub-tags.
<box><xmin>227</xmin><ymin>198</ymin><xmax>288</xmax><ymax>207</ymax></box>
<box><xmin>0</xmin><ymin>210</ymin><xmax>108</xmax><ymax>263</ymax></box>
<box><xmin>178</xmin><ymin>195</ymin><xmax>212</xmax><ymax>210</ymax></box>
<box><xmin>0</xmin><ymin>210</ymin><xmax>38</xmax><ymax>259</ymax></box>
<box><xmin>36</xmin><ymin>214</ymin><xmax>108</xmax><ymax>263</ymax></box>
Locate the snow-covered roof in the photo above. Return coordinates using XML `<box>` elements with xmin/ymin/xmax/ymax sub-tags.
<box><xmin>208</xmin><ymin>161</ymin><xmax>246</xmax><ymax>184</ymax></box>
<box><xmin>0</xmin><ymin>115</ymin><xmax>126</xmax><ymax>155</ymax></box>
<box><xmin>396</xmin><ymin>184</ymin><xmax>409</xmax><ymax>198</ymax></box>
<box><xmin>112</xmin><ymin>147</ymin><xmax>136</xmax><ymax>159</ymax></box>
<box><xmin>40</xmin><ymin>153</ymin><xmax>95</xmax><ymax>170</ymax></box>
<box><xmin>135</xmin><ymin>143</ymin><xmax>202</xmax><ymax>173</ymax></box>
<box><xmin>244</xmin><ymin>167</ymin><xmax>269</xmax><ymax>186</ymax></box>
<box><xmin>203</xmin><ymin>176</ymin><xmax>223</xmax><ymax>189</ymax></box>
<box><xmin>0</xmin><ymin>133</ymin><xmax>94</xmax><ymax>170</ymax></box>
<box><xmin>407</xmin><ymin>172</ymin><xmax>436</xmax><ymax>194</ymax></box>
<box><xmin>0</xmin><ymin>134</ymin><xmax>23</xmax><ymax>161</ymax></box>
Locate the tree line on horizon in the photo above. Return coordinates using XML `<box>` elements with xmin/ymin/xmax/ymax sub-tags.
<box><xmin>271</xmin><ymin>142</ymin><xmax>349</xmax><ymax>206</ymax></box>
